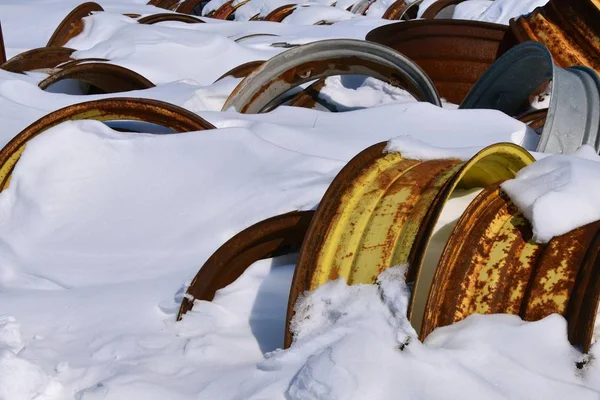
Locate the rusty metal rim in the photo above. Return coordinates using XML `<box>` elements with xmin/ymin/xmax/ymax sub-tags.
<box><xmin>176</xmin><ymin>0</ymin><xmax>206</xmax><ymax>14</ymax></box>
<box><xmin>423</xmin><ymin>182</ymin><xmax>600</xmax><ymax>353</ymax></box>
<box><xmin>509</xmin><ymin>0</ymin><xmax>600</xmax><ymax>72</ymax></box>
<box><xmin>284</xmin><ymin>142</ymin><xmax>533</xmax><ymax>347</ymax></box>
<box><xmin>285</xmin><ymin>142</ymin><xmax>388</xmax><ymax>348</ymax></box>
<box><xmin>421</xmin><ymin>0</ymin><xmax>466</xmax><ymax>19</ymax></box>
<box><xmin>38</xmin><ymin>63</ymin><xmax>155</xmax><ymax>94</ymax></box>
<box><xmin>211</xmin><ymin>0</ymin><xmax>251</xmax><ymax>19</ymax></box>
<box><xmin>138</xmin><ymin>12</ymin><xmax>204</xmax><ymax>24</ymax></box>
<box><xmin>1</xmin><ymin>47</ymin><xmax>76</xmax><ymax>74</ymax></box>
<box><xmin>405</xmin><ymin>143</ymin><xmax>535</xmax><ymax>332</ymax></box>
<box><xmin>382</xmin><ymin>0</ymin><xmax>423</xmax><ymax>20</ymax></box>
<box><xmin>47</xmin><ymin>2</ymin><xmax>104</xmax><ymax>47</ymax></box>
<box><xmin>516</xmin><ymin>108</ymin><xmax>548</xmax><ymax>131</ymax></box>
<box><xmin>264</xmin><ymin>4</ymin><xmax>298</xmax><ymax>22</ymax></box>
<box><xmin>0</xmin><ymin>98</ymin><xmax>215</xmax><ymax>191</ymax></box>
<box><xmin>222</xmin><ymin>38</ymin><xmax>441</xmax><ymax>113</ymax></box>
<box><xmin>234</xmin><ymin>33</ymin><xmax>279</xmax><ymax>43</ymax></box>
<box><xmin>177</xmin><ymin>210</ymin><xmax>314</xmax><ymax>320</ymax></box>
<box><xmin>214</xmin><ymin>60</ymin><xmax>265</xmax><ymax>82</ymax></box>
<box><xmin>148</xmin><ymin>0</ymin><xmax>182</xmax><ymax>10</ymax></box>
<box><xmin>286</xmin><ymin>79</ymin><xmax>331</xmax><ymax>110</ymax></box>
<box><xmin>365</xmin><ymin>19</ymin><xmax>516</xmax><ymax>104</ymax></box>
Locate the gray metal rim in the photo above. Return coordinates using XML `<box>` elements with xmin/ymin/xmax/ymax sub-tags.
<box><xmin>222</xmin><ymin>38</ymin><xmax>441</xmax><ymax>113</ymax></box>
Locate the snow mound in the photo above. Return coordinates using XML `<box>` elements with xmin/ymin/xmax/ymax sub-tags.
<box><xmin>502</xmin><ymin>145</ymin><xmax>600</xmax><ymax>243</ymax></box>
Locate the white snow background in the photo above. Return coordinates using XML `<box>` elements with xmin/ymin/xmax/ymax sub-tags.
<box><xmin>1</xmin><ymin>0</ymin><xmax>600</xmax><ymax>399</ymax></box>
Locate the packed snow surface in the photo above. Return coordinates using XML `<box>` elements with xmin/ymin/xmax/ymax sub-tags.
<box><xmin>0</xmin><ymin>0</ymin><xmax>598</xmax><ymax>399</ymax></box>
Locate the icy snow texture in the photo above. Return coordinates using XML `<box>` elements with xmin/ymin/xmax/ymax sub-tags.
<box><xmin>502</xmin><ymin>145</ymin><xmax>600</xmax><ymax>243</ymax></box>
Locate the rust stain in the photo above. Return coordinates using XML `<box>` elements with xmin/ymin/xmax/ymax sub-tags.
<box><xmin>47</xmin><ymin>2</ymin><xmax>104</xmax><ymax>47</ymax></box>
<box><xmin>264</xmin><ymin>4</ymin><xmax>297</xmax><ymax>22</ymax></box>
<box><xmin>177</xmin><ymin>211</ymin><xmax>314</xmax><ymax>320</ymax></box>
<box><xmin>510</xmin><ymin>0</ymin><xmax>600</xmax><ymax>72</ymax></box>
<box><xmin>0</xmin><ymin>47</ymin><xmax>76</xmax><ymax>73</ymax></box>
<box><xmin>37</xmin><ymin>62</ymin><xmax>155</xmax><ymax>94</ymax></box>
<box><xmin>214</xmin><ymin>60</ymin><xmax>265</xmax><ymax>82</ymax></box>
<box><xmin>366</xmin><ymin>19</ymin><xmax>518</xmax><ymax>104</ymax></box>
<box><xmin>421</xmin><ymin>0</ymin><xmax>467</xmax><ymax>19</ymax></box>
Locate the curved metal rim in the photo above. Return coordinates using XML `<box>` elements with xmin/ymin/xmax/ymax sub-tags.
<box><xmin>214</xmin><ymin>60</ymin><xmax>265</xmax><ymax>82</ymax></box>
<box><xmin>423</xmin><ymin>182</ymin><xmax>600</xmax><ymax>353</ymax></box>
<box><xmin>177</xmin><ymin>210</ymin><xmax>314</xmax><ymax>320</ymax></box>
<box><xmin>47</xmin><ymin>2</ymin><xmax>104</xmax><ymax>47</ymax></box>
<box><xmin>0</xmin><ymin>98</ymin><xmax>215</xmax><ymax>191</ymax></box>
<box><xmin>1</xmin><ymin>47</ymin><xmax>75</xmax><ymax>73</ymax></box>
<box><xmin>421</xmin><ymin>0</ymin><xmax>466</xmax><ymax>19</ymax></box>
<box><xmin>234</xmin><ymin>33</ymin><xmax>279</xmax><ymax>43</ymax></box>
<box><xmin>284</xmin><ymin>142</ymin><xmax>533</xmax><ymax>347</ymax></box>
<box><xmin>365</xmin><ymin>19</ymin><xmax>514</xmax><ymax>104</ymax></box>
<box><xmin>382</xmin><ymin>0</ymin><xmax>423</xmax><ymax>20</ymax></box>
<box><xmin>148</xmin><ymin>0</ymin><xmax>182</xmax><ymax>10</ymax></box>
<box><xmin>38</xmin><ymin>63</ymin><xmax>155</xmax><ymax>94</ymax></box>
<box><xmin>138</xmin><ymin>13</ymin><xmax>204</xmax><ymax>24</ymax></box>
<box><xmin>459</xmin><ymin>41</ymin><xmax>553</xmax><ymax>115</ymax></box>
<box><xmin>222</xmin><ymin>38</ymin><xmax>441</xmax><ymax>113</ymax></box>
<box><xmin>460</xmin><ymin>41</ymin><xmax>600</xmax><ymax>154</ymax></box>
<box><xmin>264</xmin><ymin>4</ymin><xmax>298</xmax><ymax>22</ymax></box>
<box><xmin>406</xmin><ymin>143</ymin><xmax>534</xmax><ymax>331</ymax></box>
<box><xmin>176</xmin><ymin>0</ymin><xmax>206</xmax><ymax>14</ymax></box>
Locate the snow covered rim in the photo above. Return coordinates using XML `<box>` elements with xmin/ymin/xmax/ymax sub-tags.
<box><xmin>0</xmin><ymin>98</ymin><xmax>216</xmax><ymax>190</ymax></box>
<box><xmin>284</xmin><ymin>142</ymin><xmax>533</xmax><ymax>347</ymax></box>
<box><xmin>460</xmin><ymin>41</ymin><xmax>600</xmax><ymax>154</ymax></box>
<box><xmin>221</xmin><ymin>38</ymin><xmax>442</xmax><ymax>113</ymax></box>
<box><xmin>46</xmin><ymin>2</ymin><xmax>104</xmax><ymax>47</ymax></box>
<box><xmin>177</xmin><ymin>210</ymin><xmax>314</xmax><ymax>320</ymax></box>
<box><xmin>0</xmin><ymin>47</ymin><xmax>75</xmax><ymax>73</ymax></box>
<box><xmin>425</xmin><ymin>182</ymin><xmax>600</xmax><ymax>353</ymax></box>
<box><xmin>37</xmin><ymin>62</ymin><xmax>156</xmax><ymax>94</ymax></box>
<box><xmin>137</xmin><ymin>12</ymin><xmax>205</xmax><ymax>24</ymax></box>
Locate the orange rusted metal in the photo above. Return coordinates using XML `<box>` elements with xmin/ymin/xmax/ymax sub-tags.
<box><xmin>176</xmin><ymin>0</ymin><xmax>207</xmax><ymax>14</ymax></box>
<box><xmin>47</xmin><ymin>2</ymin><xmax>104</xmax><ymax>47</ymax></box>
<box><xmin>421</xmin><ymin>0</ymin><xmax>466</xmax><ymax>19</ymax></box>
<box><xmin>287</xmin><ymin>79</ymin><xmax>328</xmax><ymax>109</ymax></box>
<box><xmin>366</xmin><ymin>20</ymin><xmax>518</xmax><ymax>104</ymax></box>
<box><xmin>1</xmin><ymin>47</ymin><xmax>76</xmax><ymax>73</ymax></box>
<box><xmin>38</xmin><ymin>62</ymin><xmax>155</xmax><ymax>94</ymax></box>
<box><xmin>284</xmin><ymin>142</ymin><xmax>533</xmax><ymax>347</ymax></box>
<box><xmin>177</xmin><ymin>211</ymin><xmax>314</xmax><ymax>320</ymax></box>
<box><xmin>148</xmin><ymin>0</ymin><xmax>182</xmax><ymax>10</ymax></box>
<box><xmin>264</xmin><ymin>4</ymin><xmax>297</xmax><ymax>22</ymax></box>
<box><xmin>210</xmin><ymin>0</ymin><xmax>251</xmax><ymax>19</ymax></box>
<box><xmin>510</xmin><ymin>0</ymin><xmax>600</xmax><ymax>72</ymax></box>
<box><xmin>382</xmin><ymin>0</ymin><xmax>422</xmax><ymax>20</ymax></box>
<box><xmin>516</xmin><ymin>108</ymin><xmax>548</xmax><ymax>131</ymax></box>
<box><xmin>0</xmin><ymin>98</ymin><xmax>215</xmax><ymax>191</ymax></box>
<box><xmin>138</xmin><ymin>13</ymin><xmax>204</xmax><ymax>24</ymax></box>
<box><xmin>423</xmin><ymin>183</ymin><xmax>600</xmax><ymax>352</ymax></box>
<box><xmin>214</xmin><ymin>60</ymin><xmax>265</xmax><ymax>82</ymax></box>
